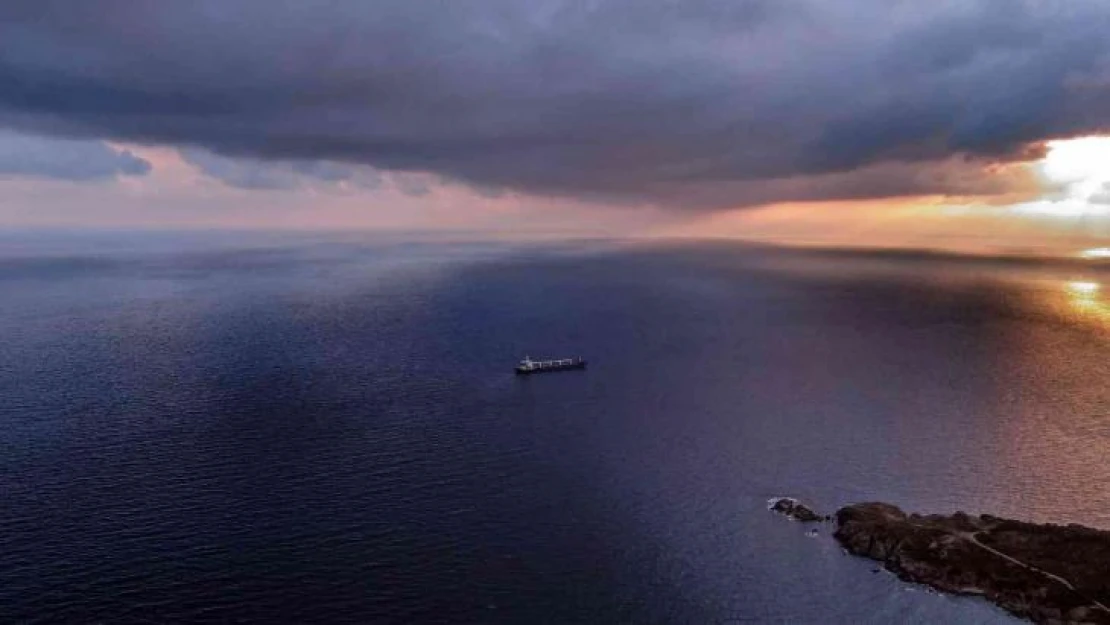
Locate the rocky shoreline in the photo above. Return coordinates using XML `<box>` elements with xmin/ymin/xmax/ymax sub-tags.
<box><xmin>767</xmin><ymin>497</ymin><xmax>829</xmax><ymax>523</ymax></box>
<box><xmin>771</xmin><ymin>499</ymin><xmax>1110</xmax><ymax>624</ymax></box>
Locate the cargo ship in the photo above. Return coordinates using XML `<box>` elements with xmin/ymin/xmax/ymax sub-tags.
<box><xmin>514</xmin><ymin>355</ymin><xmax>587</xmax><ymax>374</ymax></box>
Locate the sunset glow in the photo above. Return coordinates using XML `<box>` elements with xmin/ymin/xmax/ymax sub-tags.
<box><xmin>1015</xmin><ymin>135</ymin><xmax>1110</xmax><ymax>220</ymax></box>
<box><xmin>1081</xmin><ymin>247</ymin><xmax>1110</xmax><ymax>259</ymax></box>
<box><xmin>11</xmin><ymin>6</ymin><xmax>1110</xmax><ymax>622</ymax></box>
<box><xmin>1038</xmin><ymin>137</ymin><xmax>1110</xmax><ymax>198</ymax></box>
<box><xmin>4</xmin><ymin>3</ymin><xmax>1110</xmax><ymax>255</ymax></box>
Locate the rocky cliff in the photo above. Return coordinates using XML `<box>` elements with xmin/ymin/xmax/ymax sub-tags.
<box><xmin>834</xmin><ymin>502</ymin><xmax>1110</xmax><ymax>625</ymax></box>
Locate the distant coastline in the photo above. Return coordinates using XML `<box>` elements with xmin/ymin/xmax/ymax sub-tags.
<box><xmin>644</xmin><ymin>237</ymin><xmax>1110</xmax><ymax>268</ymax></box>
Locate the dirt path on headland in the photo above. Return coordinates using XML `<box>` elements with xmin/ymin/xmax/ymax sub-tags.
<box><xmin>959</xmin><ymin>530</ymin><xmax>1110</xmax><ymax>615</ymax></box>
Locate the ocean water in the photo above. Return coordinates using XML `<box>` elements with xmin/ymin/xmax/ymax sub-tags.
<box><xmin>3</xmin><ymin>233</ymin><xmax>1110</xmax><ymax>624</ymax></box>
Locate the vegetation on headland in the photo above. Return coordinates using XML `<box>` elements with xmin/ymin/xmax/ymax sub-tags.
<box><xmin>771</xmin><ymin>499</ymin><xmax>1110</xmax><ymax>624</ymax></box>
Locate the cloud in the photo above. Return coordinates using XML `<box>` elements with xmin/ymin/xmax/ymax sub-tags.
<box><xmin>180</xmin><ymin>148</ymin><xmax>436</xmax><ymax>197</ymax></box>
<box><xmin>0</xmin><ymin>128</ymin><xmax>150</xmax><ymax>181</ymax></box>
<box><xmin>1090</xmin><ymin>182</ymin><xmax>1110</xmax><ymax>205</ymax></box>
<box><xmin>180</xmin><ymin>148</ymin><xmax>382</xmax><ymax>191</ymax></box>
<box><xmin>392</xmin><ymin>173</ymin><xmax>433</xmax><ymax>198</ymax></box>
<box><xmin>1</xmin><ymin>1</ymin><xmax>1109</xmax><ymax>207</ymax></box>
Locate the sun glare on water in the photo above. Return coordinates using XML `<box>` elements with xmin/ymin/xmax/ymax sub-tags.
<box><xmin>1067</xmin><ymin>281</ymin><xmax>1100</xmax><ymax>295</ymax></box>
<box><xmin>1063</xmin><ymin>280</ymin><xmax>1110</xmax><ymax>324</ymax></box>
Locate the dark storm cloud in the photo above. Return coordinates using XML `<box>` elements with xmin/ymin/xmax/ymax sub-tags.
<box><xmin>180</xmin><ymin>148</ymin><xmax>383</xmax><ymax>191</ymax></box>
<box><xmin>2</xmin><ymin>0</ymin><xmax>1110</xmax><ymax>206</ymax></box>
<box><xmin>0</xmin><ymin>129</ymin><xmax>150</xmax><ymax>181</ymax></box>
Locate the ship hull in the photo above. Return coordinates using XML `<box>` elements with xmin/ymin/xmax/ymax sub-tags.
<box><xmin>514</xmin><ymin>361</ymin><xmax>587</xmax><ymax>374</ymax></box>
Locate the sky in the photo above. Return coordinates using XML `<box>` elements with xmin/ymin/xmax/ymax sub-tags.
<box><xmin>3</xmin><ymin>1</ymin><xmax>1110</xmax><ymax>252</ymax></box>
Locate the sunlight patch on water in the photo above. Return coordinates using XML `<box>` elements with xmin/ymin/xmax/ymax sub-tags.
<box><xmin>1067</xmin><ymin>281</ymin><xmax>1100</xmax><ymax>295</ymax></box>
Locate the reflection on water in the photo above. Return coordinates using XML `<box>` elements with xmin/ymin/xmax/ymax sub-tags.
<box><xmin>9</xmin><ymin>239</ymin><xmax>1110</xmax><ymax>624</ymax></box>
<box><xmin>1067</xmin><ymin>280</ymin><xmax>1100</xmax><ymax>295</ymax></box>
<box><xmin>1065</xmin><ymin>280</ymin><xmax>1110</xmax><ymax>324</ymax></box>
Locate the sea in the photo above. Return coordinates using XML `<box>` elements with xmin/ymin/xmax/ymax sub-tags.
<box><xmin>3</xmin><ymin>231</ymin><xmax>1110</xmax><ymax>624</ymax></box>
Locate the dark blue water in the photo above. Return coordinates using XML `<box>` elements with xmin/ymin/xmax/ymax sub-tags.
<box><xmin>4</xmin><ymin>234</ymin><xmax>1110</xmax><ymax>624</ymax></box>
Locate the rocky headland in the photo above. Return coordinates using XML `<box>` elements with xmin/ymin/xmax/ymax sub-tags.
<box><xmin>771</xmin><ymin>499</ymin><xmax>1110</xmax><ymax>624</ymax></box>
